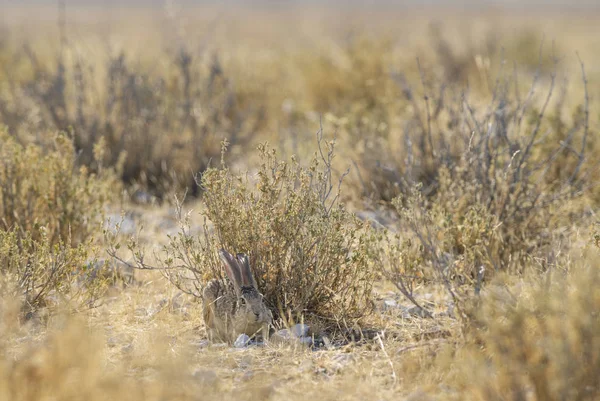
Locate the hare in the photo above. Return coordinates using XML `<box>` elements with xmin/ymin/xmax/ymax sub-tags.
<box><xmin>202</xmin><ymin>249</ymin><xmax>272</xmax><ymax>343</ymax></box>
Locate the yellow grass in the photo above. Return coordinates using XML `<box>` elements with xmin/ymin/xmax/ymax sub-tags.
<box><xmin>1</xmin><ymin>3</ymin><xmax>599</xmax><ymax>400</ymax></box>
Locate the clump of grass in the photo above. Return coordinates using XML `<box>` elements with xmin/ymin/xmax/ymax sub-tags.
<box><xmin>110</xmin><ymin>136</ymin><xmax>380</xmax><ymax>331</ymax></box>
<box><xmin>0</xmin><ymin>228</ymin><xmax>104</xmax><ymax>317</ymax></box>
<box><xmin>0</xmin><ymin>315</ymin><xmax>225</xmax><ymax>401</ymax></box>
<box><xmin>443</xmin><ymin>247</ymin><xmax>600</xmax><ymax>401</ymax></box>
<box><xmin>0</xmin><ymin>128</ymin><xmax>118</xmax><ymax>247</ymax></box>
<box><xmin>0</xmin><ymin>128</ymin><xmax>116</xmax><ymax>315</ymax></box>
<box><xmin>380</xmin><ymin>53</ymin><xmax>595</xmax><ymax>329</ymax></box>
<box><xmin>383</xmin><ymin>187</ymin><xmax>507</xmax><ymax>326</ymax></box>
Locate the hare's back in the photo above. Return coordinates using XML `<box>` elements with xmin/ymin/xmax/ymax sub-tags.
<box><xmin>202</xmin><ymin>279</ymin><xmax>237</xmax><ymax>314</ymax></box>
<box><xmin>202</xmin><ymin>279</ymin><xmax>225</xmax><ymax>302</ymax></box>
<box><xmin>202</xmin><ymin>279</ymin><xmax>238</xmax><ymax>342</ymax></box>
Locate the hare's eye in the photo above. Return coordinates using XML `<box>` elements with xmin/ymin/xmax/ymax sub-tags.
<box><xmin>239</xmin><ymin>298</ymin><xmax>246</xmax><ymax>305</ymax></box>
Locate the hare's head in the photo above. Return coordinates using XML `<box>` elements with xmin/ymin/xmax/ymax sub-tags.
<box><xmin>219</xmin><ymin>250</ymin><xmax>272</xmax><ymax>326</ymax></box>
<box><xmin>238</xmin><ymin>284</ymin><xmax>271</xmax><ymax>325</ymax></box>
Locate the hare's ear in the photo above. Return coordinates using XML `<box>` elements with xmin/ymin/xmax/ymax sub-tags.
<box><xmin>236</xmin><ymin>253</ymin><xmax>257</xmax><ymax>288</ymax></box>
<box><xmin>219</xmin><ymin>249</ymin><xmax>242</xmax><ymax>291</ymax></box>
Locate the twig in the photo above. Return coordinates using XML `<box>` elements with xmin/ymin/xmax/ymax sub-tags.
<box><xmin>515</xmin><ymin>61</ymin><xmax>556</xmax><ymax>180</ymax></box>
<box><xmin>376</xmin><ymin>332</ymin><xmax>397</xmax><ymax>384</ymax></box>
<box><xmin>516</xmin><ymin>35</ymin><xmax>545</xmax><ymax>131</ymax></box>
<box><xmin>395</xmin><ymin>339</ymin><xmax>452</xmax><ymax>355</ymax></box>
<box><xmin>417</xmin><ymin>58</ymin><xmax>435</xmax><ymax>157</ymax></box>
<box><xmin>569</xmin><ymin>53</ymin><xmax>589</xmax><ymax>184</ymax></box>
<box><xmin>390</xmin><ymin>273</ymin><xmax>433</xmax><ymax>319</ymax></box>
<box><xmin>351</xmin><ymin>159</ymin><xmax>368</xmax><ymax>197</ymax></box>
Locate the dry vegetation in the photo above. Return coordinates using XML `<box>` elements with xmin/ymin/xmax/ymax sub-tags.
<box><xmin>1</xmin><ymin>3</ymin><xmax>600</xmax><ymax>400</ymax></box>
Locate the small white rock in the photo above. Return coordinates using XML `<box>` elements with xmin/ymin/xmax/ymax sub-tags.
<box><xmin>270</xmin><ymin>329</ymin><xmax>313</xmax><ymax>347</ymax></box>
<box><xmin>234</xmin><ymin>334</ymin><xmax>251</xmax><ymax>348</ymax></box>
<box><xmin>274</xmin><ymin>329</ymin><xmax>291</xmax><ymax>340</ymax></box>
<box><xmin>322</xmin><ymin>336</ymin><xmax>333</xmax><ymax>349</ymax></box>
<box><xmin>383</xmin><ymin>299</ymin><xmax>398</xmax><ymax>310</ymax></box>
<box><xmin>408</xmin><ymin>306</ymin><xmax>431</xmax><ymax>318</ymax></box>
<box><xmin>291</xmin><ymin>324</ymin><xmax>310</xmax><ymax>337</ymax></box>
<box><xmin>298</xmin><ymin>336</ymin><xmax>313</xmax><ymax>345</ymax></box>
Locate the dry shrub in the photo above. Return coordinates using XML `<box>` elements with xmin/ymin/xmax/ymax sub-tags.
<box><xmin>381</xmin><ymin>53</ymin><xmax>595</xmax><ymax>327</ymax></box>
<box><xmin>0</xmin><ymin>46</ymin><xmax>264</xmax><ymax>198</ymax></box>
<box><xmin>427</xmin><ymin>22</ymin><xmax>556</xmax><ymax>87</ymax></box>
<box><xmin>0</xmin><ymin>228</ymin><xmax>103</xmax><ymax>316</ymax></box>
<box><xmin>0</xmin><ymin>129</ymin><xmax>116</xmax><ymax>315</ymax></box>
<box><xmin>0</xmin><ymin>128</ymin><xmax>116</xmax><ymax>246</ymax></box>
<box><xmin>379</xmin><ymin>189</ymin><xmax>502</xmax><ymax>321</ymax></box>
<box><xmin>302</xmin><ymin>36</ymin><xmax>394</xmax><ymax>116</ymax></box>
<box><xmin>351</xmin><ymin>40</ymin><xmax>590</xmax><ymax>204</ymax></box>
<box><xmin>445</xmin><ymin>248</ymin><xmax>600</xmax><ymax>401</ymax></box>
<box><xmin>405</xmin><ymin>55</ymin><xmax>592</xmax><ymax>262</ymax></box>
<box><xmin>113</xmin><ymin>139</ymin><xmax>379</xmax><ymax>330</ymax></box>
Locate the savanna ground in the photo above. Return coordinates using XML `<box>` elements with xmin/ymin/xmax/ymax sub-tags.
<box><xmin>1</xmin><ymin>3</ymin><xmax>600</xmax><ymax>400</ymax></box>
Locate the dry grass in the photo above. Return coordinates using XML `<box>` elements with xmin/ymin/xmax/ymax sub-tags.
<box><xmin>0</xmin><ymin>131</ymin><xmax>117</xmax><ymax>316</ymax></box>
<box><xmin>1</xmin><ymin>4</ymin><xmax>599</xmax><ymax>401</ymax></box>
<box><xmin>0</xmin><ymin>129</ymin><xmax>118</xmax><ymax>246</ymax></box>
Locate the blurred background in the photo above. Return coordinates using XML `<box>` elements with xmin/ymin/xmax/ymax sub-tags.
<box><xmin>2</xmin><ymin>3</ymin><xmax>600</xmax><ymax>399</ymax></box>
<box><xmin>1</xmin><ymin>0</ymin><xmax>598</xmax><ymax>201</ymax></box>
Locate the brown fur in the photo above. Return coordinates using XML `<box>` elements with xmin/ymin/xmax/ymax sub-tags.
<box><xmin>202</xmin><ymin>249</ymin><xmax>272</xmax><ymax>343</ymax></box>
